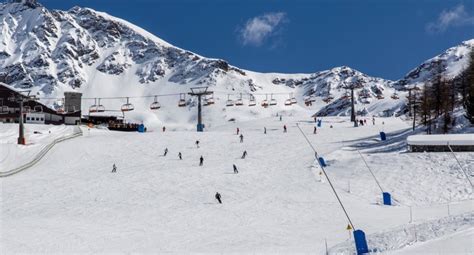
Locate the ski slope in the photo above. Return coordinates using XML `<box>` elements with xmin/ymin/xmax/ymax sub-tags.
<box><xmin>1</xmin><ymin>114</ymin><xmax>473</xmax><ymax>253</ymax></box>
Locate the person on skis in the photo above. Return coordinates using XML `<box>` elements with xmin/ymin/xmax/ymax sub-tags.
<box><xmin>162</xmin><ymin>126</ymin><xmax>166</xmax><ymax>132</ymax></box>
<box><xmin>313</xmin><ymin>126</ymin><xmax>317</xmax><ymax>134</ymax></box>
<box><xmin>280</xmin><ymin>115</ymin><xmax>282</xmax><ymax>121</ymax></box>
<box><xmin>236</xmin><ymin>128</ymin><xmax>240</xmax><ymax>135</ymax></box>
<box><xmin>241</xmin><ymin>150</ymin><xmax>247</xmax><ymax>159</ymax></box>
<box><xmin>164</xmin><ymin>148</ymin><xmax>168</xmax><ymax>156</ymax></box>
<box><xmin>215</xmin><ymin>192</ymin><xmax>222</xmax><ymax>204</ymax></box>
<box><xmin>372</xmin><ymin>116</ymin><xmax>375</xmax><ymax>125</ymax></box>
<box><xmin>239</xmin><ymin>134</ymin><xmax>244</xmax><ymax>143</ymax></box>
<box><xmin>112</xmin><ymin>163</ymin><xmax>117</xmax><ymax>173</ymax></box>
<box><xmin>283</xmin><ymin>125</ymin><xmax>287</xmax><ymax>133</ymax></box>
<box><xmin>178</xmin><ymin>152</ymin><xmax>182</xmax><ymax>160</ymax></box>
<box><xmin>199</xmin><ymin>156</ymin><xmax>204</xmax><ymax>166</ymax></box>
<box><xmin>264</xmin><ymin>127</ymin><xmax>267</xmax><ymax>134</ymax></box>
<box><xmin>196</xmin><ymin>140</ymin><xmax>200</xmax><ymax>148</ymax></box>
<box><xmin>233</xmin><ymin>164</ymin><xmax>238</xmax><ymax>174</ymax></box>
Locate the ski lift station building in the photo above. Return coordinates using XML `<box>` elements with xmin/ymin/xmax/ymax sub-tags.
<box><xmin>0</xmin><ymin>83</ymin><xmax>82</xmax><ymax>125</ymax></box>
<box><xmin>407</xmin><ymin>134</ymin><xmax>474</xmax><ymax>152</ymax></box>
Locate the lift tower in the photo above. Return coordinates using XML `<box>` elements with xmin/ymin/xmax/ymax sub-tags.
<box><xmin>188</xmin><ymin>87</ymin><xmax>213</xmax><ymax>132</ymax></box>
<box><xmin>8</xmin><ymin>90</ymin><xmax>37</xmax><ymax>145</ymax></box>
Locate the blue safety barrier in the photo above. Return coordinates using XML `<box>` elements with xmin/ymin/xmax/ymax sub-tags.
<box><xmin>383</xmin><ymin>192</ymin><xmax>392</xmax><ymax>205</ymax></box>
<box><xmin>318</xmin><ymin>157</ymin><xmax>327</xmax><ymax>167</ymax></box>
<box><xmin>353</xmin><ymin>230</ymin><xmax>369</xmax><ymax>254</ymax></box>
<box><xmin>138</xmin><ymin>124</ymin><xmax>146</xmax><ymax>133</ymax></box>
<box><xmin>197</xmin><ymin>123</ymin><xmax>205</xmax><ymax>132</ymax></box>
<box><xmin>379</xmin><ymin>132</ymin><xmax>386</xmax><ymax>141</ymax></box>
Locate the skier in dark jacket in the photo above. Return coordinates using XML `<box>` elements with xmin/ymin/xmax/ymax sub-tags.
<box><xmin>233</xmin><ymin>164</ymin><xmax>238</xmax><ymax>174</ymax></box>
<box><xmin>215</xmin><ymin>192</ymin><xmax>222</xmax><ymax>204</ymax></box>
<box><xmin>313</xmin><ymin>126</ymin><xmax>317</xmax><ymax>134</ymax></box>
<box><xmin>236</xmin><ymin>127</ymin><xmax>240</xmax><ymax>135</ymax></box>
<box><xmin>164</xmin><ymin>148</ymin><xmax>168</xmax><ymax>156</ymax></box>
<box><xmin>241</xmin><ymin>150</ymin><xmax>247</xmax><ymax>159</ymax></box>
<box><xmin>264</xmin><ymin>127</ymin><xmax>267</xmax><ymax>134</ymax></box>
<box><xmin>162</xmin><ymin>126</ymin><xmax>166</xmax><ymax>132</ymax></box>
<box><xmin>178</xmin><ymin>152</ymin><xmax>182</xmax><ymax>160</ymax></box>
<box><xmin>239</xmin><ymin>134</ymin><xmax>244</xmax><ymax>143</ymax></box>
<box><xmin>196</xmin><ymin>140</ymin><xmax>200</xmax><ymax>148</ymax></box>
<box><xmin>112</xmin><ymin>163</ymin><xmax>117</xmax><ymax>173</ymax></box>
<box><xmin>199</xmin><ymin>156</ymin><xmax>204</xmax><ymax>166</ymax></box>
<box><xmin>283</xmin><ymin>125</ymin><xmax>287</xmax><ymax>133</ymax></box>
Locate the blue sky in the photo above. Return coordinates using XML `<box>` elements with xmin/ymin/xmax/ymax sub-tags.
<box><xmin>38</xmin><ymin>0</ymin><xmax>474</xmax><ymax>80</ymax></box>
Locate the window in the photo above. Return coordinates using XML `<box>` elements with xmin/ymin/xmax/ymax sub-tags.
<box><xmin>40</xmin><ymin>117</ymin><xmax>44</xmax><ymax>121</ymax></box>
<box><xmin>36</xmin><ymin>117</ymin><xmax>39</xmax><ymax>121</ymax></box>
<box><xmin>26</xmin><ymin>117</ymin><xmax>30</xmax><ymax>121</ymax></box>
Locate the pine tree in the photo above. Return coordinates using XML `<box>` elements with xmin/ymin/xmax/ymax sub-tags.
<box><xmin>463</xmin><ymin>49</ymin><xmax>474</xmax><ymax>124</ymax></box>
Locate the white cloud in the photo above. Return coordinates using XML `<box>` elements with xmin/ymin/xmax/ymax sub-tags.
<box><xmin>239</xmin><ymin>12</ymin><xmax>287</xmax><ymax>47</ymax></box>
<box><xmin>426</xmin><ymin>4</ymin><xmax>474</xmax><ymax>33</ymax></box>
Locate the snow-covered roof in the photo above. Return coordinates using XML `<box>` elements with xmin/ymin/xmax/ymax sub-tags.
<box><xmin>407</xmin><ymin>134</ymin><xmax>474</xmax><ymax>146</ymax></box>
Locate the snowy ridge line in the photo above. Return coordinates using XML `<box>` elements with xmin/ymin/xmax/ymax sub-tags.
<box><xmin>328</xmin><ymin>212</ymin><xmax>474</xmax><ymax>254</ymax></box>
<box><xmin>0</xmin><ymin>126</ymin><xmax>83</xmax><ymax>177</ymax></box>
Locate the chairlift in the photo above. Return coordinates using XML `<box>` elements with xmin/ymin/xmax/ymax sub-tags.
<box><xmin>376</xmin><ymin>94</ymin><xmax>385</xmax><ymax>100</ymax></box>
<box><xmin>178</xmin><ymin>93</ymin><xmax>187</xmax><ymax>107</ymax></box>
<box><xmin>121</xmin><ymin>97</ymin><xmax>135</xmax><ymax>112</ymax></box>
<box><xmin>150</xmin><ymin>96</ymin><xmax>161</xmax><ymax>110</ymax></box>
<box><xmin>204</xmin><ymin>94</ymin><xmax>215</xmax><ymax>106</ymax></box>
<box><xmin>235</xmin><ymin>93</ymin><xmax>243</xmax><ymax>106</ymax></box>
<box><xmin>290</xmin><ymin>97</ymin><xmax>297</xmax><ymax>105</ymax></box>
<box><xmin>96</xmin><ymin>98</ymin><xmax>105</xmax><ymax>112</ymax></box>
<box><xmin>226</xmin><ymin>94</ymin><xmax>234</xmax><ymax>107</ymax></box>
<box><xmin>342</xmin><ymin>91</ymin><xmax>350</xmax><ymax>99</ymax></box>
<box><xmin>269</xmin><ymin>94</ymin><xmax>277</xmax><ymax>106</ymax></box>
<box><xmin>391</xmin><ymin>93</ymin><xmax>399</xmax><ymax>100</ymax></box>
<box><xmin>304</xmin><ymin>96</ymin><xmax>314</xmax><ymax>106</ymax></box>
<box><xmin>89</xmin><ymin>98</ymin><xmax>98</xmax><ymax>113</ymax></box>
<box><xmin>57</xmin><ymin>98</ymin><xmax>65</xmax><ymax>113</ymax></box>
<box><xmin>261</xmin><ymin>94</ymin><xmax>269</xmax><ymax>107</ymax></box>
<box><xmin>248</xmin><ymin>94</ymin><xmax>256</xmax><ymax>106</ymax></box>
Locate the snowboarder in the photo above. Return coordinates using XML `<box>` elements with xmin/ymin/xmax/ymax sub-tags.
<box><xmin>215</xmin><ymin>192</ymin><xmax>222</xmax><ymax>204</ymax></box>
<box><xmin>239</xmin><ymin>134</ymin><xmax>244</xmax><ymax>143</ymax></box>
<box><xmin>196</xmin><ymin>140</ymin><xmax>200</xmax><ymax>148</ymax></box>
<box><xmin>241</xmin><ymin>150</ymin><xmax>247</xmax><ymax>159</ymax></box>
<box><xmin>164</xmin><ymin>148</ymin><xmax>168</xmax><ymax>156</ymax></box>
<box><xmin>233</xmin><ymin>164</ymin><xmax>238</xmax><ymax>174</ymax></box>
<box><xmin>236</xmin><ymin>127</ymin><xmax>240</xmax><ymax>135</ymax></box>
<box><xmin>111</xmin><ymin>163</ymin><xmax>117</xmax><ymax>173</ymax></box>
<box><xmin>178</xmin><ymin>152</ymin><xmax>182</xmax><ymax>160</ymax></box>
<box><xmin>283</xmin><ymin>125</ymin><xmax>287</xmax><ymax>133</ymax></box>
<box><xmin>264</xmin><ymin>127</ymin><xmax>267</xmax><ymax>134</ymax></box>
<box><xmin>313</xmin><ymin>126</ymin><xmax>317</xmax><ymax>134</ymax></box>
<box><xmin>199</xmin><ymin>156</ymin><xmax>204</xmax><ymax>166</ymax></box>
<box><xmin>162</xmin><ymin>126</ymin><xmax>166</xmax><ymax>132</ymax></box>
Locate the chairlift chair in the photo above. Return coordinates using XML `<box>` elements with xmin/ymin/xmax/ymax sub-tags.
<box><xmin>89</xmin><ymin>98</ymin><xmax>98</xmax><ymax>113</ymax></box>
<box><xmin>261</xmin><ymin>94</ymin><xmax>269</xmax><ymax>107</ymax></box>
<box><xmin>150</xmin><ymin>96</ymin><xmax>161</xmax><ymax>110</ymax></box>
<box><xmin>226</xmin><ymin>94</ymin><xmax>234</xmax><ymax>107</ymax></box>
<box><xmin>269</xmin><ymin>94</ymin><xmax>277</xmax><ymax>106</ymax></box>
<box><xmin>235</xmin><ymin>93</ymin><xmax>243</xmax><ymax>106</ymax></box>
<box><xmin>97</xmin><ymin>98</ymin><xmax>105</xmax><ymax>112</ymax></box>
<box><xmin>390</xmin><ymin>93</ymin><xmax>399</xmax><ymax>100</ymax></box>
<box><xmin>204</xmin><ymin>94</ymin><xmax>215</xmax><ymax>106</ymax></box>
<box><xmin>178</xmin><ymin>93</ymin><xmax>187</xmax><ymax>107</ymax></box>
<box><xmin>248</xmin><ymin>95</ymin><xmax>256</xmax><ymax>106</ymax></box>
<box><xmin>376</xmin><ymin>94</ymin><xmax>385</xmax><ymax>100</ymax></box>
<box><xmin>121</xmin><ymin>97</ymin><xmax>135</xmax><ymax>112</ymax></box>
<box><xmin>290</xmin><ymin>97</ymin><xmax>297</xmax><ymax>104</ymax></box>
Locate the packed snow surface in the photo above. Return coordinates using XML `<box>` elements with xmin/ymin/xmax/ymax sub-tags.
<box><xmin>1</xmin><ymin>113</ymin><xmax>473</xmax><ymax>253</ymax></box>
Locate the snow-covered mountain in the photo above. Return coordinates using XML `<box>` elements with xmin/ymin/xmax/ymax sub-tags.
<box><xmin>0</xmin><ymin>0</ymin><xmax>472</xmax><ymax>128</ymax></box>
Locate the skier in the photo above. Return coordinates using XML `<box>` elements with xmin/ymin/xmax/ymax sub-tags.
<box><xmin>241</xmin><ymin>150</ymin><xmax>247</xmax><ymax>159</ymax></box>
<box><xmin>264</xmin><ymin>127</ymin><xmax>267</xmax><ymax>134</ymax></box>
<box><xmin>199</xmin><ymin>156</ymin><xmax>204</xmax><ymax>166</ymax></box>
<box><xmin>280</xmin><ymin>115</ymin><xmax>282</xmax><ymax>121</ymax></box>
<box><xmin>236</xmin><ymin>127</ymin><xmax>240</xmax><ymax>135</ymax></box>
<box><xmin>164</xmin><ymin>148</ymin><xmax>168</xmax><ymax>156</ymax></box>
<box><xmin>359</xmin><ymin>119</ymin><xmax>364</xmax><ymax>126</ymax></box>
<box><xmin>364</xmin><ymin>119</ymin><xmax>367</xmax><ymax>125</ymax></box>
<box><xmin>372</xmin><ymin>116</ymin><xmax>375</xmax><ymax>125</ymax></box>
<box><xmin>313</xmin><ymin>126</ymin><xmax>317</xmax><ymax>134</ymax></box>
<box><xmin>215</xmin><ymin>192</ymin><xmax>222</xmax><ymax>204</ymax></box>
<box><xmin>196</xmin><ymin>140</ymin><xmax>200</xmax><ymax>148</ymax></box>
<box><xmin>283</xmin><ymin>125</ymin><xmax>287</xmax><ymax>133</ymax></box>
<box><xmin>162</xmin><ymin>126</ymin><xmax>166</xmax><ymax>132</ymax></box>
<box><xmin>178</xmin><ymin>152</ymin><xmax>182</xmax><ymax>160</ymax></box>
<box><xmin>111</xmin><ymin>163</ymin><xmax>117</xmax><ymax>173</ymax></box>
<box><xmin>239</xmin><ymin>134</ymin><xmax>244</xmax><ymax>143</ymax></box>
<box><xmin>233</xmin><ymin>164</ymin><xmax>238</xmax><ymax>174</ymax></box>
